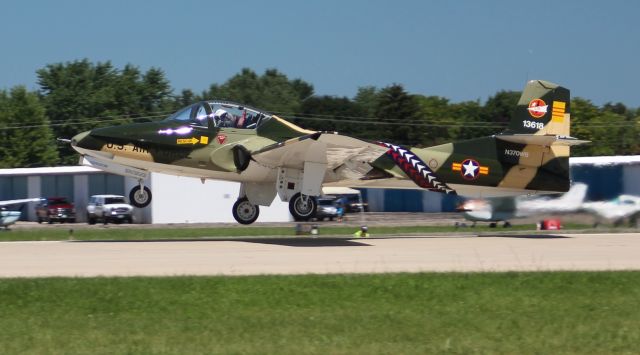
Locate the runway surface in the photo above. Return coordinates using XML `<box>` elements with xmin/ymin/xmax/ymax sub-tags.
<box><xmin>1</xmin><ymin>233</ymin><xmax>639</xmax><ymax>277</ymax></box>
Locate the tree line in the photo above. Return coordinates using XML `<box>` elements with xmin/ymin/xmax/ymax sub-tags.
<box><xmin>0</xmin><ymin>59</ymin><xmax>638</xmax><ymax>168</ymax></box>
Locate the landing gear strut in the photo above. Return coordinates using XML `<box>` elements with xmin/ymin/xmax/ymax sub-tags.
<box><xmin>289</xmin><ymin>193</ymin><xmax>317</xmax><ymax>221</ymax></box>
<box><xmin>232</xmin><ymin>197</ymin><xmax>260</xmax><ymax>224</ymax></box>
<box><xmin>129</xmin><ymin>183</ymin><xmax>152</xmax><ymax>208</ymax></box>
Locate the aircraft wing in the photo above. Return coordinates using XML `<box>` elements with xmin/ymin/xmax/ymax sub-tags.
<box><xmin>0</xmin><ymin>198</ymin><xmax>41</xmax><ymax>207</ymax></box>
<box><xmin>250</xmin><ymin>132</ymin><xmax>388</xmax><ymax>178</ymax></box>
<box><xmin>319</xmin><ymin>134</ymin><xmax>390</xmax><ymax>178</ymax></box>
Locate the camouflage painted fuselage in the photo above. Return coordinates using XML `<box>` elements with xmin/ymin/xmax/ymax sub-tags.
<box><xmin>72</xmin><ymin>80</ymin><xmax>584</xmax><ymax>199</ymax></box>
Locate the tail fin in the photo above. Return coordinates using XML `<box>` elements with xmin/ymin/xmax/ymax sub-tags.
<box><xmin>494</xmin><ymin>80</ymin><xmax>587</xmax><ymax>193</ymax></box>
<box><xmin>496</xmin><ymin>80</ymin><xmax>588</xmax><ymax>147</ymax></box>
<box><xmin>505</xmin><ymin>80</ymin><xmax>570</xmax><ymax>135</ymax></box>
<box><xmin>555</xmin><ymin>183</ymin><xmax>588</xmax><ymax>208</ymax></box>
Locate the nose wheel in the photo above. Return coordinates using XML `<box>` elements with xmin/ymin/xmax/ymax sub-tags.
<box><xmin>233</xmin><ymin>197</ymin><xmax>260</xmax><ymax>224</ymax></box>
<box><xmin>129</xmin><ymin>185</ymin><xmax>152</xmax><ymax>208</ymax></box>
<box><xmin>289</xmin><ymin>193</ymin><xmax>317</xmax><ymax>221</ymax></box>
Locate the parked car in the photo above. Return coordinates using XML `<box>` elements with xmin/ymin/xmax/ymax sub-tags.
<box><xmin>314</xmin><ymin>196</ymin><xmax>341</xmax><ymax>221</ymax></box>
<box><xmin>87</xmin><ymin>195</ymin><xmax>134</xmax><ymax>224</ymax></box>
<box><xmin>338</xmin><ymin>195</ymin><xmax>369</xmax><ymax>213</ymax></box>
<box><xmin>35</xmin><ymin>197</ymin><xmax>76</xmax><ymax>224</ymax></box>
<box><xmin>321</xmin><ymin>187</ymin><xmax>368</xmax><ymax>213</ymax></box>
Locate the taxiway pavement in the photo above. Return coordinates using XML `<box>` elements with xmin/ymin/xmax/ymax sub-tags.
<box><xmin>0</xmin><ymin>233</ymin><xmax>639</xmax><ymax>277</ymax></box>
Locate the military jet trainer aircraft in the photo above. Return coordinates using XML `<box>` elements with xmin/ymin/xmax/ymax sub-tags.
<box><xmin>71</xmin><ymin>80</ymin><xmax>588</xmax><ymax>224</ymax></box>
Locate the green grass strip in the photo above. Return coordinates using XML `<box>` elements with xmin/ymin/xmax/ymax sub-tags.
<box><xmin>0</xmin><ymin>223</ymin><xmax>600</xmax><ymax>242</ymax></box>
<box><xmin>1</xmin><ymin>272</ymin><xmax>639</xmax><ymax>354</ymax></box>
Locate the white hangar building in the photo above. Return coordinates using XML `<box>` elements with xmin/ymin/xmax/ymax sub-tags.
<box><xmin>0</xmin><ymin>166</ymin><xmax>291</xmax><ymax>224</ymax></box>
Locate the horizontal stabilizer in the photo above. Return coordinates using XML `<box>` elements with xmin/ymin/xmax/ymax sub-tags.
<box><xmin>495</xmin><ymin>134</ymin><xmax>590</xmax><ymax>146</ymax></box>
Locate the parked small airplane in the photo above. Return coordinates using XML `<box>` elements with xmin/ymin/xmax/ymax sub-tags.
<box><xmin>70</xmin><ymin>80</ymin><xmax>588</xmax><ymax>224</ymax></box>
<box><xmin>458</xmin><ymin>183</ymin><xmax>588</xmax><ymax>227</ymax></box>
<box><xmin>0</xmin><ymin>198</ymin><xmax>40</xmax><ymax>229</ymax></box>
<box><xmin>582</xmin><ymin>195</ymin><xmax>640</xmax><ymax>227</ymax></box>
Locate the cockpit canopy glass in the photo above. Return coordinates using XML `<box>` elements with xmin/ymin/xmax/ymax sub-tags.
<box><xmin>164</xmin><ymin>101</ymin><xmax>271</xmax><ymax>130</ymax></box>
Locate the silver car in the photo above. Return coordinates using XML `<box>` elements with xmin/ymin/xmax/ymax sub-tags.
<box><xmin>314</xmin><ymin>197</ymin><xmax>340</xmax><ymax>221</ymax></box>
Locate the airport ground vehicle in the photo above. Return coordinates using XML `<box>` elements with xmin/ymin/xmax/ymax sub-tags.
<box><xmin>339</xmin><ymin>195</ymin><xmax>368</xmax><ymax>213</ymax></box>
<box><xmin>314</xmin><ymin>196</ymin><xmax>340</xmax><ymax>221</ymax></box>
<box><xmin>35</xmin><ymin>197</ymin><xmax>76</xmax><ymax>224</ymax></box>
<box><xmin>87</xmin><ymin>195</ymin><xmax>134</xmax><ymax>224</ymax></box>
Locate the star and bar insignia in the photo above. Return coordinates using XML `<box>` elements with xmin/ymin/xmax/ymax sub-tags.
<box><xmin>452</xmin><ymin>159</ymin><xmax>489</xmax><ymax>180</ymax></box>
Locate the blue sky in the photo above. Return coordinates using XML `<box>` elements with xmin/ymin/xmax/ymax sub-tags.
<box><xmin>1</xmin><ymin>0</ymin><xmax>639</xmax><ymax>106</ymax></box>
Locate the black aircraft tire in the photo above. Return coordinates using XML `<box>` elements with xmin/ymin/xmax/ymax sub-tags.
<box><xmin>232</xmin><ymin>198</ymin><xmax>260</xmax><ymax>225</ymax></box>
<box><xmin>129</xmin><ymin>186</ymin><xmax>152</xmax><ymax>208</ymax></box>
<box><xmin>289</xmin><ymin>193</ymin><xmax>317</xmax><ymax>221</ymax></box>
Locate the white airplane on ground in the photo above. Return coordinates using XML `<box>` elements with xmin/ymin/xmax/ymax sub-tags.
<box><xmin>458</xmin><ymin>183</ymin><xmax>588</xmax><ymax>227</ymax></box>
<box><xmin>581</xmin><ymin>195</ymin><xmax>640</xmax><ymax>227</ymax></box>
<box><xmin>0</xmin><ymin>198</ymin><xmax>41</xmax><ymax>229</ymax></box>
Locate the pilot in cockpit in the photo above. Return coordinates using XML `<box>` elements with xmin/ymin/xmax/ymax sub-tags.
<box><xmin>213</xmin><ymin>108</ymin><xmax>235</xmax><ymax>127</ymax></box>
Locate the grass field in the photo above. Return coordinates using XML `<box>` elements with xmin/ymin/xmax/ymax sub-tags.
<box><xmin>0</xmin><ymin>223</ymin><xmax>599</xmax><ymax>242</ymax></box>
<box><xmin>1</xmin><ymin>272</ymin><xmax>639</xmax><ymax>354</ymax></box>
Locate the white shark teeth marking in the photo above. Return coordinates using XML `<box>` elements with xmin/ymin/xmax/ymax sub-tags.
<box><xmin>383</xmin><ymin>142</ymin><xmax>455</xmax><ymax>194</ymax></box>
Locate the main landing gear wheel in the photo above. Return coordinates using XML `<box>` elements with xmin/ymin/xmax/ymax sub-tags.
<box><xmin>129</xmin><ymin>186</ymin><xmax>152</xmax><ymax>208</ymax></box>
<box><xmin>233</xmin><ymin>198</ymin><xmax>260</xmax><ymax>225</ymax></box>
<box><xmin>289</xmin><ymin>193</ymin><xmax>317</xmax><ymax>221</ymax></box>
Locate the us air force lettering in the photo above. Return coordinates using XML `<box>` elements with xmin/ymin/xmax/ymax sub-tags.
<box><xmin>70</xmin><ymin>80</ymin><xmax>589</xmax><ymax>224</ymax></box>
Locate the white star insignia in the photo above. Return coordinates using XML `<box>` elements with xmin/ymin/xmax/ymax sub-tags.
<box><xmin>463</xmin><ymin>160</ymin><xmax>479</xmax><ymax>177</ymax></box>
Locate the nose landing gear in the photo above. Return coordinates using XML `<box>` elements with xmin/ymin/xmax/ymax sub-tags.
<box><xmin>129</xmin><ymin>184</ymin><xmax>152</xmax><ymax>208</ymax></box>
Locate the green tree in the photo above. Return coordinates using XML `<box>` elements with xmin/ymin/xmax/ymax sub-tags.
<box><xmin>172</xmin><ymin>89</ymin><xmax>197</xmax><ymax>109</ymax></box>
<box><xmin>448</xmin><ymin>100</ymin><xmax>483</xmax><ymax>141</ymax></box>
<box><xmin>480</xmin><ymin>90</ymin><xmax>520</xmax><ymax>135</ymax></box>
<box><xmin>602</xmin><ymin>102</ymin><xmax>629</xmax><ymax>117</ymax></box>
<box><xmin>0</xmin><ymin>86</ymin><xmax>59</xmax><ymax>168</ymax></box>
<box><xmin>37</xmin><ymin>59</ymin><xmax>173</xmax><ymax>163</ymax></box>
<box><xmin>414</xmin><ymin>95</ymin><xmax>455</xmax><ymax>146</ymax></box>
<box><xmin>569</xmin><ymin>98</ymin><xmax>639</xmax><ymax>156</ymax></box>
<box><xmin>298</xmin><ymin>95</ymin><xmax>367</xmax><ymax>137</ymax></box>
<box><xmin>374</xmin><ymin>84</ymin><xmax>422</xmax><ymax>146</ymax></box>
<box><xmin>354</xmin><ymin>86</ymin><xmax>378</xmax><ymax>118</ymax></box>
<box><xmin>203</xmin><ymin>68</ymin><xmax>314</xmax><ymax>114</ymax></box>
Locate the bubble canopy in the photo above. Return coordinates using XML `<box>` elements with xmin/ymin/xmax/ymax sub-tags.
<box><xmin>164</xmin><ymin>101</ymin><xmax>272</xmax><ymax>129</ymax></box>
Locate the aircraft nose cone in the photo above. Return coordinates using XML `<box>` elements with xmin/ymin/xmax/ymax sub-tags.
<box><xmin>70</xmin><ymin>130</ymin><xmax>104</xmax><ymax>153</ymax></box>
<box><xmin>71</xmin><ymin>131</ymin><xmax>90</xmax><ymax>147</ymax></box>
